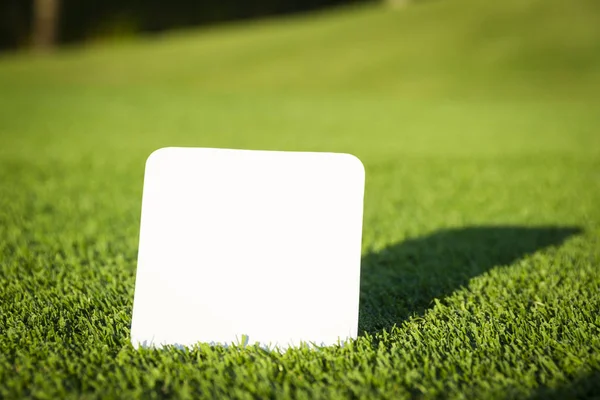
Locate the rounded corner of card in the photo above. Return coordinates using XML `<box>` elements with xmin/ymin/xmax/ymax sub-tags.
<box><xmin>340</xmin><ymin>153</ymin><xmax>365</xmax><ymax>181</ymax></box>
<box><xmin>145</xmin><ymin>147</ymin><xmax>177</xmax><ymax>170</ymax></box>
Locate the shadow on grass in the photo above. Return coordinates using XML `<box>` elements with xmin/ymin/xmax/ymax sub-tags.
<box><xmin>528</xmin><ymin>369</ymin><xmax>600</xmax><ymax>399</ymax></box>
<box><xmin>358</xmin><ymin>226</ymin><xmax>582</xmax><ymax>334</ymax></box>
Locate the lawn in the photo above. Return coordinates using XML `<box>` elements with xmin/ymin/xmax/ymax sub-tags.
<box><xmin>1</xmin><ymin>0</ymin><xmax>600</xmax><ymax>398</ymax></box>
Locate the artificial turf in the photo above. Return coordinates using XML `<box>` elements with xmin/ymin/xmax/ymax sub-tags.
<box><xmin>1</xmin><ymin>0</ymin><xmax>600</xmax><ymax>398</ymax></box>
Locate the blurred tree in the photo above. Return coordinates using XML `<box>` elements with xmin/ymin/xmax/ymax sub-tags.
<box><xmin>33</xmin><ymin>0</ymin><xmax>60</xmax><ymax>50</ymax></box>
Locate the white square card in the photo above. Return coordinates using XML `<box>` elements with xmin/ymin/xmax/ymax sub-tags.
<box><xmin>131</xmin><ymin>147</ymin><xmax>365</xmax><ymax>349</ymax></box>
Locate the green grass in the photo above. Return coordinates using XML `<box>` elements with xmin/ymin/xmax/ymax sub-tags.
<box><xmin>1</xmin><ymin>0</ymin><xmax>600</xmax><ymax>398</ymax></box>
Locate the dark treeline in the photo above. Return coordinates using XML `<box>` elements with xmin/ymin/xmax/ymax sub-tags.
<box><xmin>0</xmin><ymin>0</ymin><xmax>372</xmax><ymax>51</ymax></box>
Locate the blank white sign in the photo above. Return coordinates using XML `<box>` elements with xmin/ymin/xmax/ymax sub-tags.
<box><xmin>131</xmin><ymin>147</ymin><xmax>365</xmax><ymax>350</ymax></box>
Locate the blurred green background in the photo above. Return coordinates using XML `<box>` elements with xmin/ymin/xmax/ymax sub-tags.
<box><xmin>0</xmin><ymin>0</ymin><xmax>599</xmax><ymax>398</ymax></box>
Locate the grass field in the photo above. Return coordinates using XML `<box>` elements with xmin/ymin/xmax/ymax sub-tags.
<box><xmin>1</xmin><ymin>0</ymin><xmax>600</xmax><ymax>397</ymax></box>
